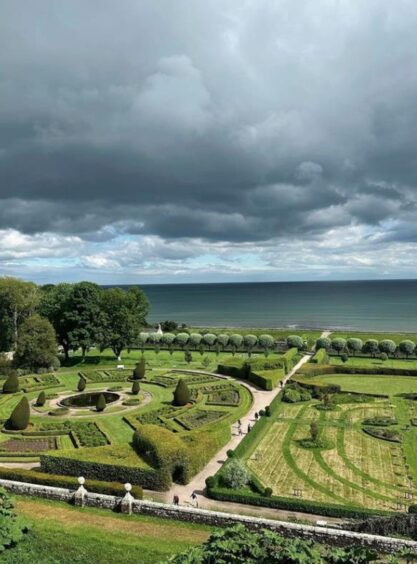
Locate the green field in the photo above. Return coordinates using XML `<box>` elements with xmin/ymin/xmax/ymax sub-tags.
<box><xmin>3</xmin><ymin>496</ymin><xmax>211</xmax><ymax>563</ymax></box>
<box><xmin>295</xmin><ymin>373</ymin><xmax>417</xmax><ymax>396</ymax></box>
<box><xmin>329</xmin><ymin>355</ymin><xmax>417</xmax><ymax>370</ymax></box>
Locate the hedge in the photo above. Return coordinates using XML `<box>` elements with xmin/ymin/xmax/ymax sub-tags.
<box><xmin>281</xmin><ymin>347</ymin><xmax>299</xmax><ymax>372</ymax></box>
<box><xmin>40</xmin><ymin>450</ymin><xmax>169</xmax><ymax>491</ymax></box>
<box><xmin>217</xmin><ymin>358</ymin><xmax>282</xmax><ymax>390</ymax></box>
<box><xmin>299</xmin><ymin>363</ymin><xmax>417</xmax><ymax>378</ymax></box>
<box><xmin>206</xmin><ymin>483</ymin><xmax>392</xmax><ymax>520</ymax></box>
<box><xmin>0</xmin><ymin>466</ymin><xmax>143</xmax><ymax>498</ymax></box>
<box><xmin>310</xmin><ymin>348</ymin><xmax>329</xmax><ymax>365</ymax></box>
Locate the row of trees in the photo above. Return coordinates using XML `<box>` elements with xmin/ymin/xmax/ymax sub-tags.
<box><xmin>316</xmin><ymin>336</ymin><xmax>417</xmax><ymax>358</ymax></box>
<box><xmin>0</xmin><ymin>277</ymin><xmax>149</xmax><ymax>369</ymax></box>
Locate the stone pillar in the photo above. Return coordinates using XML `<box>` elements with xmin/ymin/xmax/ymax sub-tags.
<box><xmin>120</xmin><ymin>483</ymin><xmax>135</xmax><ymax>515</ymax></box>
<box><xmin>74</xmin><ymin>476</ymin><xmax>88</xmax><ymax>507</ymax></box>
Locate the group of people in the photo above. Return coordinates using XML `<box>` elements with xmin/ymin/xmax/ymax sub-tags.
<box><xmin>237</xmin><ymin>419</ymin><xmax>251</xmax><ymax>436</ymax></box>
<box><xmin>173</xmin><ymin>491</ymin><xmax>198</xmax><ymax>507</ymax></box>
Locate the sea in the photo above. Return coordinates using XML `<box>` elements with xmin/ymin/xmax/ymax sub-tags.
<box><xmin>120</xmin><ymin>279</ymin><xmax>417</xmax><ymax>332</ymax></box>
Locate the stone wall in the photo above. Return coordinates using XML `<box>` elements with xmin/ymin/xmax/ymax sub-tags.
<box><xmin>1</xmin><ymin>478</ymin><xmax>416</xmax><ymax>555</ymax></box>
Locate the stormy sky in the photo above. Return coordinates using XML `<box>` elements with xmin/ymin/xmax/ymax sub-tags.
<box><xmin>1</xmin><ymin>0</ymin><xmax>417</xmax><ymax>284</ymax></box>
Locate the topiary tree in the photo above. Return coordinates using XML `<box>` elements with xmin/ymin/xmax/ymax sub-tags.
<box><xmin>380</xmin><ymin>352</ymin><xmax>388</xmax><ymax>362</ymax></box>
<box><xmin>184</xmin><ymin>350</ymin><xmax>192</xmax><ymax>364</ymax></box>
<box><xmin>77</xmin><ymin>377</ymin><xmax>86</xmax><ymax>392</ymax></box>
<box><xmin>0</xmin><ymin>487</ymin><xmax>29</xmax><ymax>552</ymax></box>
<box><xmin>96</xmin><ymin>393</ymin><xmax>106</xmax><ymax>412</ymax></box>
<box><xmin>243</xmin><ymin>334</ymin><xmax>257</xmax><ymax>352</ymax></box>
<box><xmin>173</xmin><ymin>379</ymin><xmax>190</xmax><ymax>406</ymax></box>
<box><xmin>378</xmin><ymin>339</ymin><xmax>396</xmax><ymax>356</ymax></box>
<box><xmin>131</xmin><ymin>380</ymin><xmax>140</xmax><ymax>395</ymax></box>
<box><xmin>347</xmin><ymin>338</ymin><xmax>363</xmax><ymax>356</ymax></box>
<box><xmin>198</xmin><ymin>343</ymin><xmax>206</xmax><ymax>356</ymax></box>
<box><xmin>188</xmin><ymin>333</ymin><xmax>202</xmax><ymax>349</ymax></box>
<box><xmin>133</xmin><ymin>357</ymin><xmax>145</xmax><ymax>380</ymax></box>
<box><xmin>216</xmin><ymin>333</ymin><xmax>230</xmax><ymax>350</ymax></box>
<box><xmin>340</xmin><ymin>352</ymin><xmax>349</xmax><ymax>363</ymax></box>
<box><xmin>229</xmin><ymin>334</ymin><xmax>243</xmax><ymax>354</ymax></box>
<box><xmin>36</xmin><ymin>390</ymin><xmax>46</xmax><ymax>407</ymax></box>
<box><xmin>258</xmin><ymin>334</ymin><xmax>274</xmax><ymax>354</ymax></box>
<box><xmin>363</xmin><ymin>339</ymin><xmax>379</xmax><ymax>357</ymax></box>
<box><xmin>331</xmin><ymin>338</ymin><xmax>346</xmax><ymax>356</ymax></box>
<box><xmin>161</xmin><ymin>332</ymin><xmax>175</xmax><ymax>347</ymax></box>
<box><xmin>7</xmin><ymin>396</ymin><xmax>30</xmax><ymax>430</ymax></box>
<box><xmin>137</xmin><ymin>332</ymin><xmax>148</xmax><ymax>352</ymax></box>
<box><xmin>399</xmin><ymin>340</ymin><xmax>416</xmax><ymax>358</ymax></box>
<box><xmin>221</xmin><ymin>459</ymin><xmax>250</xmax><ymax>489</ymax></box>
<box><xmin>286</xmin><ymin>335</ymin><xmax>304</xmax><ymax>350</ymax></box>
<box><xmin>310</xmin><ymin>421</ymin><xmax>319</xmax><ymax>443</ymax></box>
<box><xmin>315</xmin><ymin>337</ymin><xmax>331</xmax><ymax>350</ymax></box>
<box><xmin>147</xmin><ymin>332</ymin><xmax>161</xmax><ymax>346</ymax></box>
<box><xmin>202</xmin><ymin>333</ymin><xmax>216</xmax><ymax>350</ymax></box>
<box><xmin>2</xmin><ymin>372</ymin><xmax>19</xmax><ymax>394</ymax></box>
<box><xmin>175</xmin><ymin>332</ymin><xmax>189</xmax><ymax>349</ymax></box>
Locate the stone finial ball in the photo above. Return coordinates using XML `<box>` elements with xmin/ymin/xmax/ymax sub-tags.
<box><xmin>125</xmin><ymin>483</ymin><xmax>132</xmax><ymax>492</ymax></box>
<box><xmin>78</xmin><ymin>476</ymin><xmax>85</xmax><ymax>485</ymax></box>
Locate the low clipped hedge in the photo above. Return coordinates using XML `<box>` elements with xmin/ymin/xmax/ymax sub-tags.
<box><xmin>40</xmin><ymin>451</ymin><xmax>169</xmax><ymax>491</ymax></box>
<box><xmin>217</xmin><ymin>358</ymin><xmax>282</xmax><ymax>390</ymax></box>
<box><xmin>0</xmin><ymin>466</ymin><xmax>143</xmax><ymax>498</ymax></box>
<box><xmin>310</xmin><ymin>348</ymin><xmax>329</xmax><ymax>365</ymax></box>
<box><xmin>299</xmin><ymin>363</ymin><xmax>417</xmax><ymax>378</ymax></box>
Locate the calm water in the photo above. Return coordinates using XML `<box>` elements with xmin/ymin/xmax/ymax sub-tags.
<box><xmin>125</xmin><ymin>280</ymin><xmax>417</xmax><ymax>331</ymax></box>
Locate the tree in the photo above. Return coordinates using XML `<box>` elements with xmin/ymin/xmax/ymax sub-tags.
<box><xmin>160</xmin><ymin>320</ymin><xmax>178</xmax><ymax>332</ymax></box>
<box><xmin>0</xmin><ymin>487</ymin><xmax>29</xmax><ymax>553</ymax></box>
<box><xmin>137</xmin><ymin>332</ymin><xmax>149</xmax><ymax>351</ymax></box>
<box><xmin>222</xmin><ymin>460</ymin><xmax>250</xmax><ymax>489</ymax></box>
<box><xmin>363</xmin><ymin>339</ymin><xmax>379</xmax><ymax>357</ymax></box>
<box><xmin>14</xmin><ymin>314</ymin><xmax>58</xmax><ymax>371</ymax></box>
<box><xmin>173</xmin><ymin>379</ymin><xmax>190</xmax><ymax>406</ymax></box>
<box><xmin>202</xmin><ymin>356</ymin><xmax>210</xmax><ymax>369</ymax></box>
<box><xmin>243</xmin><ymin>334</ymin><xmax>258</xmax><ymax>352</ymax></box>
<box><xmin>175</xmin><ymin>333</ymin><xmax>189</xmax><ymax>349</ymax></box>
<box><xmin>96</xmin><ymin>393</ymin><xmax>106</xmax><ymax>412</ymax></box>
<box><xmin>65</xmin><ymin>282</ymin><xmax>105</xmax><ymax>359</ymax></box>
<box><xmin>331</xmin><ymin>338</ymin><xmax>346</xmax><ymax>356</ymax></box>
<box><xmin>378</xmin><ymin>339</ymin><xmax>396</xmax><ymax>356</ymax></box>
<box><xmin>184</xmin><ymin>350</ymin><xmax>192</xmax><ymax>364</ymax></box>
<box><xmin>100</xmin><ymin>287</ymin><xmax>149</xmax><ymax>359</ymax></box>
<box><xmin>132</xmin><ymin>380</ymin><xmax>140</xmax><ymax>395</ymax></box>
<box><xmin>216</xmin><ymin>334</ymin><xmax>230</xmax><ymax>349</ymax></box>
<box><xmin>286</xmin><ymin>335</ymin><xmax>303</xmax><ymax>350</ymax></box>
<box><xmin>0</xmin><ymin>277</ymin><xmax>40</xmax><ymax>351</ymax></box>
<box><xmin>148</xmin><ymin>332</ymin><xmax>161</xmax><ymax>346</ymax></box>
<box><xmin>346</xmin><ymin>338</ymin><xmax>363</xmax><ymax>356</ymax></box>
<box><xmin>161</xmin><ymin>332</ymin><xmax>175</xmax><ymax>347</ymax></box>
<box><xmin>258</xmin><ymin>334</ymin><xmax>274</xmax><ymax>354</ymax></box>
<box><xmin>132</xmin><ymin>358</ymin><xmax>146</xmax><ymax>380</ymax></box>
<box><xmin>2</xmin><ymin>372</ymin><xmax>19</xmax><ymax>394</ymax></box>
<box><xmin>202</xmin><ymin>333</ymin><xmax>216</xmax><ymax>350</ymax></box>
<box><xmin>310</xmin><ymin>421</ymin><xmax>319</xmax><ymax>443</ymax></box>
<box><xmin>399</xmin><ymin>340</ymin><xmax>416</xmax><ymax>358</ymax></box>
<box><xmin>315</xmin><ymin>337</ymin><xmax>331</xmax><ymax>350</ymax></box>
<box><xmin>189</xmin><ymin>333</ymin><xmax>202</xmax><ymax>349</ymax></box>
<box><xmin>229</xmin><ymin>334</ymin><xmax>243</xmax><ymax>354</ymax></box>
<box><xmin>77</xmin><ymin>377</ymin><xmax>86</xmax><ymax>392</ymax></box>
<box><xmin>36</xmin><ymin>391</ymin><xmax>46</xmax><ymax>406</ymax></box>
<box><xmin>7</xmin><ymin>397</ymin><xmax>30</xmax><ymax>430</ymax></box>
<box><xmin>39</xmin><ymin>283</ymin><xmax>73</xmax><ymax>360</ymax></box>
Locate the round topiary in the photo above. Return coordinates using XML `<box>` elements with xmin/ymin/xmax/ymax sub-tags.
<box><xmin>96</xmin><ymin>393</ymin><xmax>106</xmax><ymax>412</ymax></box>
<box><xmin>227</xmin><ymin>449</ymin><xmax>235</xmax><ymax>458</ymax></box>
<box><xmin>173</xmin><ymin>379</ymin><xmax>190</xmax><ymax>406</ymax></box>
<box><xmin>7</xmin><ymin>396</ymin><xmax>30</xmax><ymax>430</ymax></box>
<box><xmin>132</xmin><ymin>358</ymin><xmax>145</xmax><ymax>380</ymax></box>
<box><xmin>2</xmin><ymin>372</ymin><xmax>20</xmax><ymax>394</ymax></box>
<box><xmin>36</xmin><ymin>391</ymin><xmax>46</xmax><ymax>407</ymax></box>
<box><xmin>264</xmin><ymin>487</ymin><xmax>273</xmax><ymax>497</ymax></box>
<box><xmin>132</xmin><ymin>380</ymin><xmax>140</xmax><ymax>395</ymax></box>
<box><xmin>77</xmin><ymin>377</ymin><xmax>86</xmax><ymax>392</ymax></box>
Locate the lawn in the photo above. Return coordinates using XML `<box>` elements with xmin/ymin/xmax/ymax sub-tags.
<box><xmin>295</xmin><ymin>373</ymin><xmax>417</xmax><ymax>396</ymax></box>
<box><xmin>329</xmin><ymin>355</ymin><xmax>417</xmax><ymax>370</ymax></box>
<box><xmin>4</xmin><ymin>496</ymin><xmax>211</xmax><ymax>563</ymax></box>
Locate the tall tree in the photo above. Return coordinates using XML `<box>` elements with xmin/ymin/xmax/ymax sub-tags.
<box><xmin>39</xmin><ymin>283</ymin><xmax>74</xmax><ymax>359</ymax></box>
<box><xmin>101</xmin><ymin>287</ymin><xmax>149</xmax><ymax>359</ymax></box>
<box><xmin>0</xmin><ymin>278</ymin><xmax>39</xmax><ymax>351</ymax></box>
<box><xmin>65</xmin><ymin>282</ymin><xmax>105</xmax><ymax>359</ymax></box>
<box><xmin>14</xmin><ymin>314</ymin><xmax>58</xmax><ymax>371</ymax></box>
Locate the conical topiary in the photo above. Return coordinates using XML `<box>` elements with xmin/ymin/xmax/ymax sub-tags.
<box><xmin>2</xmin><ymin>372</ymin><xmax>19</xmax><ymax>394</ymax></box>
<box><xmin>36</xmin><ymin>391</ymin><xmax>46</xmax><ymax>407</ymax></box>
<box><xmin>77</xmin><ymin>377</ymin><xmax>86</xmax><ymax>392</ymax></box>
<box><xmin>8</xmin><ymin>396</ymin><xmax>30</xmax><ymax>430</ymax></box>
<box><xmin>133</xmin><ymin>358</ymin><xmax>145</xmax><ymax>380</ymax></box>
<box><xmin>173</xmin><ymin>379</ymin><xmax>190</xmax><ymax>406</ymax></box>
<box><xmin>96</xmin><ymin>393</ymin><xmax>106</xmax><ymax>412</ymax></box>
<box><xmin>132</xmin><ymin>380</ymin><xmax>140</xmax><ymax>395</ymax></box>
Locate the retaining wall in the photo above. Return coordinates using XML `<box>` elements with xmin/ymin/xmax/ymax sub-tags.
<box><xmin>1</xmin><ymin>478</ymin><xmax>416</xmax><ymax>555</ymax></box>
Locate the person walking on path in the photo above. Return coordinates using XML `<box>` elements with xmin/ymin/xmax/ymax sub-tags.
<box><xmin>173</xmin><ymin>494</ymin><xmax>179</xmax><ymax>506</ymax></box>
<box><xmin>191</xmin><ymin>491</ymin><xmax>198</xmax><ymax>507</ymax></box>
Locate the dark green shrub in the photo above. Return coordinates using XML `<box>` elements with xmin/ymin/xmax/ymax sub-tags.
<box><xmin>184</xmin><ymin>350</ymin><xmax>192</xmax><ymax>364</ymax></box>
<box><xmin>2</xmin><ymin>372</ymin><xmax>19</xmax><ymax>394</ymax></box>
<box><xmin>7</xmin><ymin>396</ymin><xmax>30</xmax><ymax>430</ymax></box>
<box><xmin>36</xmin><ymin>391</ymin><xmax>46</xmax><ymax>406</ymax></box>
<box><xmin>0</xmin><ymin>487</ymin><xmax>29</xmax><ymax>552</ymax></box>
<box><xmin>173</xmin><ymin>379</ymin><xmax>190</xmax><ymax>406</ymax></box>
<box><xmin>131</xmin><ymin>380</ymin><xmax>140</xmax><ymax>395</ymax></box>
<box><xmin>340</xmin><ymin>353</ymin><xmax>349</xmax><ymax>362</ymax></box>
<box><xmin>77</xmin><ymin>377</ymin><xmax>86</xmax><ymax>392</ymax></box>
<box><xmin>286</xmin><ymin>335</ymin><xmax>303</xmax><ymax>350</ymax></box>
<box><xmin>205</xmin><ymin>476</ymin><xmax>215</xmax><ymax>489</ymax></box>
<box><xmin>264</xmin><ymin>487</ymin><xmax>273</xmax><ymax>497</ymax></box>
<box><xmin>96</xmin><ymin>393</ymin><xmax>106</xmax><ymax>412</ymax></box>
<box><xmin>226</xmin><ymin>449</ymin><xmax>235</xmax><ymax>458</ymax></box>
<box><xmin>133</xmin><ymin>357</ymin><xmax>145</xmax><ymax>380</ymax></box>
<box><xmin>408</xmin><ymin>505</ymin><xmax>417</xmax><ymax>514</ymax></box>
<box><xmin>265</xmin><ymin>405</ymin><xmax>271</xmax><ymax>416</ymax></box>
<box><xmin>259</xmin><ymin>409</ymin><xmax>265</xmax><ymax>416</ymax></box>
<box><xmin>380</xmin><ymin>352</ymin><xmax>388</xmax><ymax>361</ymax></box>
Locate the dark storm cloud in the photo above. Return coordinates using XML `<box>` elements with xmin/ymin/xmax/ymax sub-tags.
<box><xmin>1</xmin><ymin>0</ymin><xmax>417</xmax><ymax>247</ymax></box>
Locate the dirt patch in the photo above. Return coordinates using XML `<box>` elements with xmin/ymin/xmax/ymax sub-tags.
<box><xmin>14</xmin><ymin>498</ymin><xmax>210</xmax><ymax>543</ymax></box>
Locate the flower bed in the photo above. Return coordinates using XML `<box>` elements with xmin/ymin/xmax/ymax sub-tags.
<box><xmin>175</xmin><ymin>409</ymin><xmax>225</xmax><ymax>430</ymax></box>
